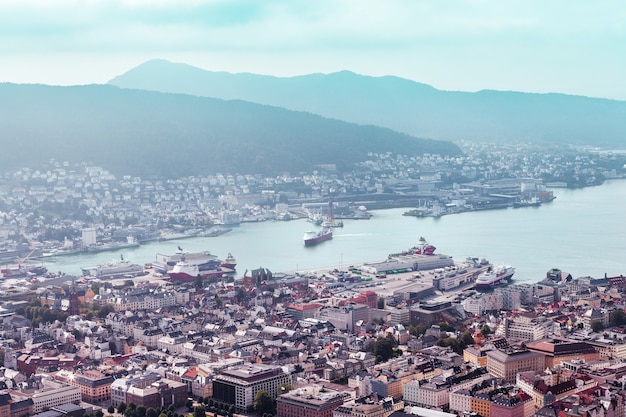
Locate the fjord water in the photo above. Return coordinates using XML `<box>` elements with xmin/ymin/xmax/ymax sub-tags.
<box><xmin>45</xmin><ymin>180</ymin><xmax>626</xmax><ymax>284</ymax></box>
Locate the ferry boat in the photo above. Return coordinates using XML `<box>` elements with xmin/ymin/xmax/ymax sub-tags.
<box><xmin>303</xmin><ymin>228</ymin><xmax>333</xmax><ymax>246</ymax></box>
<box><xmin>475</xmin><ymin>265</ymin><xmax>515</xmax><ymax>289</ymax></box>
<box><xmin>82</xmin><ymin>257</ymin><xmax>146</xmax><ymax>280</ymax></box>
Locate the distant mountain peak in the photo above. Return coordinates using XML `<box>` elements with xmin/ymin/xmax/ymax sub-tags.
<box><xmin>108</xmin><ymin>59</ymin><xmax>626</xmax><ymax>146</ymax></box>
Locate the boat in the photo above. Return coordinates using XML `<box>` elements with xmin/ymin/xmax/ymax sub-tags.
<box><xmin>410</xmin><ymin>236</ymin><xmax>437</xmax><ymax>255</ymax></box>
<box><xmin>303</xmin><ymin>228</ymin><xmax>333</xmax><ymax>246</ymax></box>
<box><xmin>388</xmin><ymin>236</ymin><xmax>437</xmax><ymax>257</ymax></box>
<box><xmin>475</xmin><ymin>265</ymin><xmax>515</xmax><ymax>289</ymax></box>
<box><xmin>307</xmin><ymin>211</ymin><xmax>324</xmax><ymax>225</ymax></box>
<box><xmin>220</xmin><ymin>253</ymin><xmax>237</xmax><ymax>270</ymax></box>
<box><xmin>168</xmin><ymin>261</ymin><xmax>227</xmax><ymax>282</ymax></box>
<box><xmin>322</xmin><ymin>218</ymin><xmax>344</xmax><ymax>228</ymax></box>
<box><xmin>1</xmin><ymin>264</ymin><xmax>48</xmax><ymax>279</ymax></box>
<box><xmin>322</xmin><ymin>199</ymin><xmax>343</xmax><ymax>228</ymax></box>
<box><xmin>81</xmin><ymin>257</ymin><xmax>146</xmax><ymax>280</ymax></box>
<box><xmin>86</xmin><ymin>240</ymin><xmax>140</xmax><ymax>253</ymax></box>
<box><xmin>152</xmin><ymin>248</ymin><xmax>220</xmax><ymax>274</ymax></box>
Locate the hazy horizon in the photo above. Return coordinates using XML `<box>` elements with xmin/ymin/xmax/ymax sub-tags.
<box><xmin>1</xmin><ymin>1</ymin><xmax>625</xmax><ymax>100</ymax></box>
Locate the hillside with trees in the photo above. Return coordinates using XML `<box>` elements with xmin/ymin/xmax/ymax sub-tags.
<box><xmin>0</xmin><ymin>83</ymin><xmax>461</xmax><ymax>178</ymax></box>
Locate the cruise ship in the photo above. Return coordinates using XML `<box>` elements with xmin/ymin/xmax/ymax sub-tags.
<box><xmin>475</xmin><ymin>265</ymin><xmax>515</xmax><ymax>289</ymax></box>
<box><xmin>152</xmin><ymin>248</ymin><xmax>220</xmax><ymax>274</ymax></box>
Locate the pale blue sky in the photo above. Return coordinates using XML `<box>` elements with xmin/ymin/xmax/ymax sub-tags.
<box><xmin>1</xmin><ymin>0</ymin><xmax>625</xmax><ymax>99</ymax></box>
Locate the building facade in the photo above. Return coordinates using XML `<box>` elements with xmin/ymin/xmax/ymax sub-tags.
<box><xmin>212</xmin><ymin>364</ymin><xmax>290</xmax><ymax>412</ymax></box>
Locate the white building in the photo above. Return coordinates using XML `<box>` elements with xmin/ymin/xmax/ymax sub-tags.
<box><xmin>81</xmin><ymin>228</ymin><xmax>97</xmax><ymax>247</ymax></box>
<box><xmin>19</xmin><ymin>379</ymin><xmax>82</xmax><ymax>413</ymax></box>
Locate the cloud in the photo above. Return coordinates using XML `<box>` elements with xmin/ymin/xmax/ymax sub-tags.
<box><xmin>0</xmin><ymin>0</ymin><xmax>625</xmax><ymax>98</ymax></box>
<box><xmin>1</xmin><ymin>0</ymin><xmax>624</xmax><ymax>53</ymax></box>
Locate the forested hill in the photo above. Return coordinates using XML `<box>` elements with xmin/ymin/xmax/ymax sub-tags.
<box><xmin>110</xmin><ymin>59</ymin><xmax>626</xmax><ymax>147</ymax></box>
<box><xmin>0</xmin><ymin>83</ymin><xmax>461</xmax><ymax>178</ymax></box>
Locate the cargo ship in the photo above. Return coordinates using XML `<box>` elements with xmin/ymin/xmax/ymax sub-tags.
<box><xmin>475</xmin><ymin>265</ymin><xmax>515</xmax><ymax>289</ymax></box>
<box><xmin>303</xmin><ymin>228</ymin><xmax>333</xmax><ymax>246</ymax></box>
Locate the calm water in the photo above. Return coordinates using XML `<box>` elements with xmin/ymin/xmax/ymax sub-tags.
<box><xmin>44</xmin><ymin>180</ymin><xmax>626</xmax><ymax>284</ymax></box>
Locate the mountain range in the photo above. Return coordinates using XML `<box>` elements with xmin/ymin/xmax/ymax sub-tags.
<box><xmin>110</xmin><ymin>59</ymin><xmax>626</xmax><ymax>147</ymax></box>
<box><xmin>0</xmin><ymin>83</ymin><xmax>459</xmax><ymax>178</ymax></box>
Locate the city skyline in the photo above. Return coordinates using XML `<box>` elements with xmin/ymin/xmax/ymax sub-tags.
<box><xmin>1</xmin><ymin>0</ymin><xmax>625</xmax><ymax>100</ymax></box>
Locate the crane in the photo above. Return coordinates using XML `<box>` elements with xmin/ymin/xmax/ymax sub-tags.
<box><xmin>17</xmin><ymin>249</ymin><xmax>37</xmax><ymax>272</ymax></box>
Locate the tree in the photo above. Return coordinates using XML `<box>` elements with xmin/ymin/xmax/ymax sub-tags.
<box><xmin>137</xmin><ymin>405</ymin><xmax>147</xmax><ymax>417</ymax></box>
<box><xmin>480</xmin><ymin>324</ymin><xmax>492</xmax><ymax>337</ymax></box>
<box><xmin>437</xmin><ymin>321</ymin><xmax>455</xmax><ymax>332</ymax></box>
<box><xmin>591</xmin><ymin>321</ymin><xmax>604</xmax><ymax>333</ymax></box>
<box><xmin>408</xmin><ymin>323</ymin><xmax>428</xmax><ymax>336</ymax></box>
<box><xmin>215</xmin><ymin>294</ymin><xmax>223</xmax><ymax>307</ymax></box>
<box><xmin>185</xmin><ymin>399</ymin><xmax>194</xmax><ymax>410</ymax></box>
<box><xmin>460</xmin><ymin>330</ymin><xmax>475</xmax><ymax>347</ymax></box>
<box><xmin>253</xmin><ymin>390</ymin><xmax>274</xmax><ymax>415</ymax></box>
<box><xmin>118</xmin><ymin>402</ymin><xmax>127</xmax><ymax>414</ymax></box>
<box><xmin>108</xmin><ymin>406</ymin><xmax>115</xmax><ymax>414</ymax></box>
<box><xmin>96</xmin><ymin>411</ymin><xmax>104</xmax><ymax>417</ymax></box>
<box><xmin>610</xmin><ymin>309</ymin><xmax>626</xmax><ymax>326</ymax></box>
<box><xmin>194</xmin><ymin>405</ymin><xmax>207</xmax><ymax>417</ymax></box>
<box><xmin>366</xmin><ymin>333</ymin><xmax>398</xmax><ymax>363</ymax></box>
<box><xmin>377</xmin><ymin>298</ymin><xmax>385</xmax><ymax>309</ymax></box>
<box><xmin>147</xmin><ymin>408</ymin><xmax>158</xmax><ymax>417</ymax></box>
<box><xmin>91</xmin><ymin>281</ymin><xmax>102</xmax><ymax>295</ymax></box>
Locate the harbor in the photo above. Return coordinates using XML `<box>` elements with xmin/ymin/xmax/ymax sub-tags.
<box><xmin>2</xmin><ymin>179</ymin><xmax>626</xmax><ymax>286</ymax></box>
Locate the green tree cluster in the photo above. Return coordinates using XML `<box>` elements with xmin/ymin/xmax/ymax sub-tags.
<box><xmin>24</xmin><ymin>305</ymin><xmax>69</xmax><ymax>327</ymax></box>
<box><xmin>610</xmin><ymin>310</ymin><xmax>626</xmax><ymax>326</ymax></box>
<box><xmin>253</xmin><ymin>390</ymin><xmax>275</xmax><ymax>415</ymax></box>
<box><xmin>365</xmin><ymin>334</ymin><xmax>401</xmax><ymax>363</ymax></box>
<box><xmin>436</xmin><ymin>331</ymin><xmax>476</xmax><ymax>354</ymax></box>
<box><xmin>591</xmin><ymin>321</ymin><xmax>604</xmax><ymax>333</ymax></box>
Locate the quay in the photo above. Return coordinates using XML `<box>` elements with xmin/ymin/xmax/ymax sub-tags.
<box><xmin>300</xmin><ymin>254</ymin><xmax>493</xmax><ymax>302</ymax></box>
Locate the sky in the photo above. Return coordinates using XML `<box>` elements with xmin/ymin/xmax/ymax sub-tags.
<box><xmin>1</xmin><ymin>0</ymin><xmax>625</xmax><ymax>100</ymax></box>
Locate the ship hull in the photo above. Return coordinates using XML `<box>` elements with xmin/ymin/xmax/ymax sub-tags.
<box><xmin>168</xmin><ymin>269</ymin><xmax>226</xmax><ymax>282</ymax></box>
<box><xmin>304</xmin><ymin>232</ymin><xmax>333</xmax><ymax>246</ymax></box>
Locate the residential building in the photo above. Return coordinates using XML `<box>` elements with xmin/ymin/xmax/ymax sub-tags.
<box><xmin>486</xmin><ymin>347</ymin><xmax>545</xmax><ymax>383</ymax></box>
